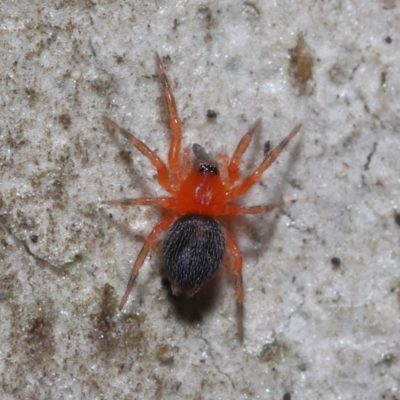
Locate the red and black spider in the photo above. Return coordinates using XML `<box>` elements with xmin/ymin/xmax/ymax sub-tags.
<box><xmin>102</xmin><ymin>54</ymin><xmax>301</xmax><ymax>340</ymax></box>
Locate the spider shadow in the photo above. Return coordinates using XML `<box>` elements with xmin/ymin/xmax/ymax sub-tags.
<box><xmin>162</xmin><ymin>273</ymin><xmax>223</xmax><ymax>327</ymax></box>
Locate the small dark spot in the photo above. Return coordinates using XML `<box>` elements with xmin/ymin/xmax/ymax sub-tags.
<box><xmin>161</xmin><ymin>54</ymin><xmax>171</xmax><ymax>65</ymax></box>
<box><xmin>156</xmin><ymin>344</ymin><xmax>174</xmax><ymax>365</ymax></box>
<box><xmin>298</xmin><ymin>362</ymin><xmax>307</xmax><ymax>372</ymax></box>
<box><xmin>381</xmin><ymin>0</ymin><xmax>396</xmax><ymax>10</ymax></box>
<box><xmin>263</xmin><ymin>140</ymin><xmax>271</xmax><ymax>155</ymax></box>
<box><xmin>58</xmin><ymin>114</ymin><xmax>72</xmax><ymax>129</ymax></box>
<box><xmin>206</xmin><ymin>109</ymin><xmax>217</xmax><ymax>119</ymax></box>
<box><xmin>73</xmin><ymin>253</ymin><xmax>84</xmax><ymax>263</ymax></box>
<box><xmin>364</xmin><ymin>142</ymin><xmax>377</xmax><ymax>171</ymax></box>
<box><xmin>119</xmin><ymin>150</ymin><xmax>132</xmax><ymax>165</ymax></box>
<box><xmin>25</xmin><ymin>87</ymin><xmax>36</xmax><ymax>101</ymax></box>
<box><xmin>381</xmin><ymin>71</ymin><xmax>387</xmax><ymax>86</ymax></box>
<box><xmin>382</xmin><ymin>353</ymin><xmax>396</xmax><ymax>367</ymax></box>
<box><xmin>244</xmin><ymin>1</ymin><xmax>261</xmax><ymax>17</ymax></box>
<box><xmin>171</xmin><ymin>381</ymin><xmax>182</xmax><ymax>391</ymax></box>
<box><xmin>114</xmin><ymin>54</ymin><xmax>124</xmax><ymax>63</ymax></box>
<box><xmin>385</xmin><ymin>36</ymin><xmax>392</xmax><ymax>44</ymax></box>
<box><xmin>283</xmin><ymin>393</ymin><xmax>291</xmax><ymax>400</ymax></box>
<box><xmin>331</xmin><ymin>257</ymin><xmax>341</xmax><ymax>269</ymax></box>
<box><xmin>25</xmin><ymin>317</ymin><xmax>55</xmax><ymax>361</ymax></box>
<box><xmin>91</xmin><ymin>283</ymin><xmax>118</xmax><ymax>351</ymax></box>
<box><xmin>259</xmin><ymin>339</ymin><xmax>281</xmax><ymax>362</ymax></box>
<box><xmin>198</xmin><ymin>5</ymin><xmax>212</xmax><ymax>21</ymax></box>
<box><xmin>289</xmin><ymin>33</ymin><xmax>314</xmax><ymax>96</ymax></box>
<box><xmin>162</xmin><ymin>277</ymin><xmax>171</xmax><ymax>290</ymax></box>
<box><xmin>395</xmin><ymin>213</ymin><xmax>400</xmax><ymax>227</ymax></box>
<box><xmin>30</xmin><ymin>234</ymin><xmax>38</xmax><ymax>243</ymax></box>
<box><xmin>53</xmin><ymin>179</ymin><xmax>62</xmax><ymax>188</ymax></box>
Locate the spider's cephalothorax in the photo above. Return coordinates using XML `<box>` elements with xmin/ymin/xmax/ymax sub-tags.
<box><xmin>102</xmin><ymin>53</ymin><xmax>301</xmax><ymax>340</ymax></box>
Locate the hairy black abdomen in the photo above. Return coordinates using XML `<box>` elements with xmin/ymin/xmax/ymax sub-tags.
<box><xmin>163</xmin><ymin>214</ymin><xmax>225</xmax><ymax>294</ymax></box>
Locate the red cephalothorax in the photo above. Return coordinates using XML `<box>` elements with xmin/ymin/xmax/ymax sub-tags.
<box><xmin>102</xmin><ymin>53</ymin><xmax>301</xmax><ymax>341</ymax></box>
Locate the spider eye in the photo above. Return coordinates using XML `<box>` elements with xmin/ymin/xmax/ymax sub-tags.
<box><xmin>192</xmin><ymin>144</ymin><xmax>219</xmax><ymax>175</ymax></box>
<box><xmin>198</xmin><ymin>163</ymin><xmax>218</xmax><ymax>176</ymax></box>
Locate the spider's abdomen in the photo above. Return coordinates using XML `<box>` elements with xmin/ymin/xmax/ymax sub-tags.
<box><xmin>163</xmin><ymin>214</ymin><xmax>226</xmax><ymax>296</ymax></box>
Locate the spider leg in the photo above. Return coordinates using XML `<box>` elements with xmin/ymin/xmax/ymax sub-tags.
<box><xmin>226</xmin><ymin>124</ymin><xmax>301</xmax><ymax>202</ymax></box>
<box><xmin>102</xmin><ymin>197</ymin><xmax>177</xmax><ymax>210</ymax></box>
<box><xmin>103</xmin><ymin>116</ymin><xmax>176</xmax><ymax>194</ymax></box>
<box><xmin>224</xmin><ymin>227</ymin><xmax>244</xmax><ymax>341</ymax></box>
<box><xmin>222</xmin><ymin>201</ymin><xmax>283</xmax><ymax>216</ymax></box>
<box><xmin>118</xmin><ymin>216</ymin><xmax>176</xmax><ymax>310</ymax></box>
<box><xmin>155</xmin><ymin>53</ymin><xmax>182</xmax><ymax>180</ymax></box>
<box><xmin>227</xmin><ymin>119</ymin><xmax>262</xmax><ymax>187</ymax></box>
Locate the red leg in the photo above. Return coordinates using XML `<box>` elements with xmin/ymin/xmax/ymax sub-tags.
<box><xmin>227</xmin><ymin>119</ymin><xmax>262</xmax><ymax>187</ymax></box>
<box><xmin>224</xmin><ymin>228</ymin><xmax>244</xmax><ymax>341</ymax></box>
<box><xmin>222</xmin><ymin>201</ymin><xmax>283</xmax><ymax>216</ymax></box>
<box><xmin>118</xmin><ymin>216</ymin><xmax>176</xmax><ymax>310</ymax></box>
<box><xmin>103</xmin><ymin>116</ymin><xmax>176</xmax><ymax>194</ymax></box>
<box><xmin>226</xmin><ymin>124</ymin><xmax>301</xmax><ymax>202</ymax></box>
<box><xmin>102</xmin><ymin>197</ymin><xmax>177</xmax><ymax>210</ymax></box>
<box><xmin>155</xmin><ymin>53</ymin><xmax>182</xmax><ymax>180</ymax></box>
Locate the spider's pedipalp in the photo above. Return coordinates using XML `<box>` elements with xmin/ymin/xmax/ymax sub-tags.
<box><xmin>226</xmin><ymin>123</ymin><xmax>301</xmax><ymax>202</ymax></box>
<box><xmin>155</xmin><ymin>53</ymin><xmax>182</xmax><ymax>179</ymax></box>
<box><xmin>103</xmin><ymin>116</ymin><xmax>175</xmax><ymax>194</ymax></box>
<box><xmin>118</xmin><ymin>216</ymin><xmax>176</xmax><ymax>310</ymax></box>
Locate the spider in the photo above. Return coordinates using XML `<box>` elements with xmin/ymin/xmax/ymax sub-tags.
<box><xmin>102</xmin><ymin>53</ymin><xmax>301</xmax><ymax>340</ymax></box>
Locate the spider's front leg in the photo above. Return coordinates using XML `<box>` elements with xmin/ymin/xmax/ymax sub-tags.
<box><xmin>155</xmin><ymin>53</ymin><xmax>183</xmax><ymax>181</ymax></box>
<box><xmin>102</xmin><ymin>116</ymin><xmax>176</xmax><ymax>194</ymax></box>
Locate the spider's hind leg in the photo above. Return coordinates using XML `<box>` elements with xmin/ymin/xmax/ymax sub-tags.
<box><xmin>224</xmin><ymin>227</ymin><xmax>245</xmax><ymax>341</ymax></box>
